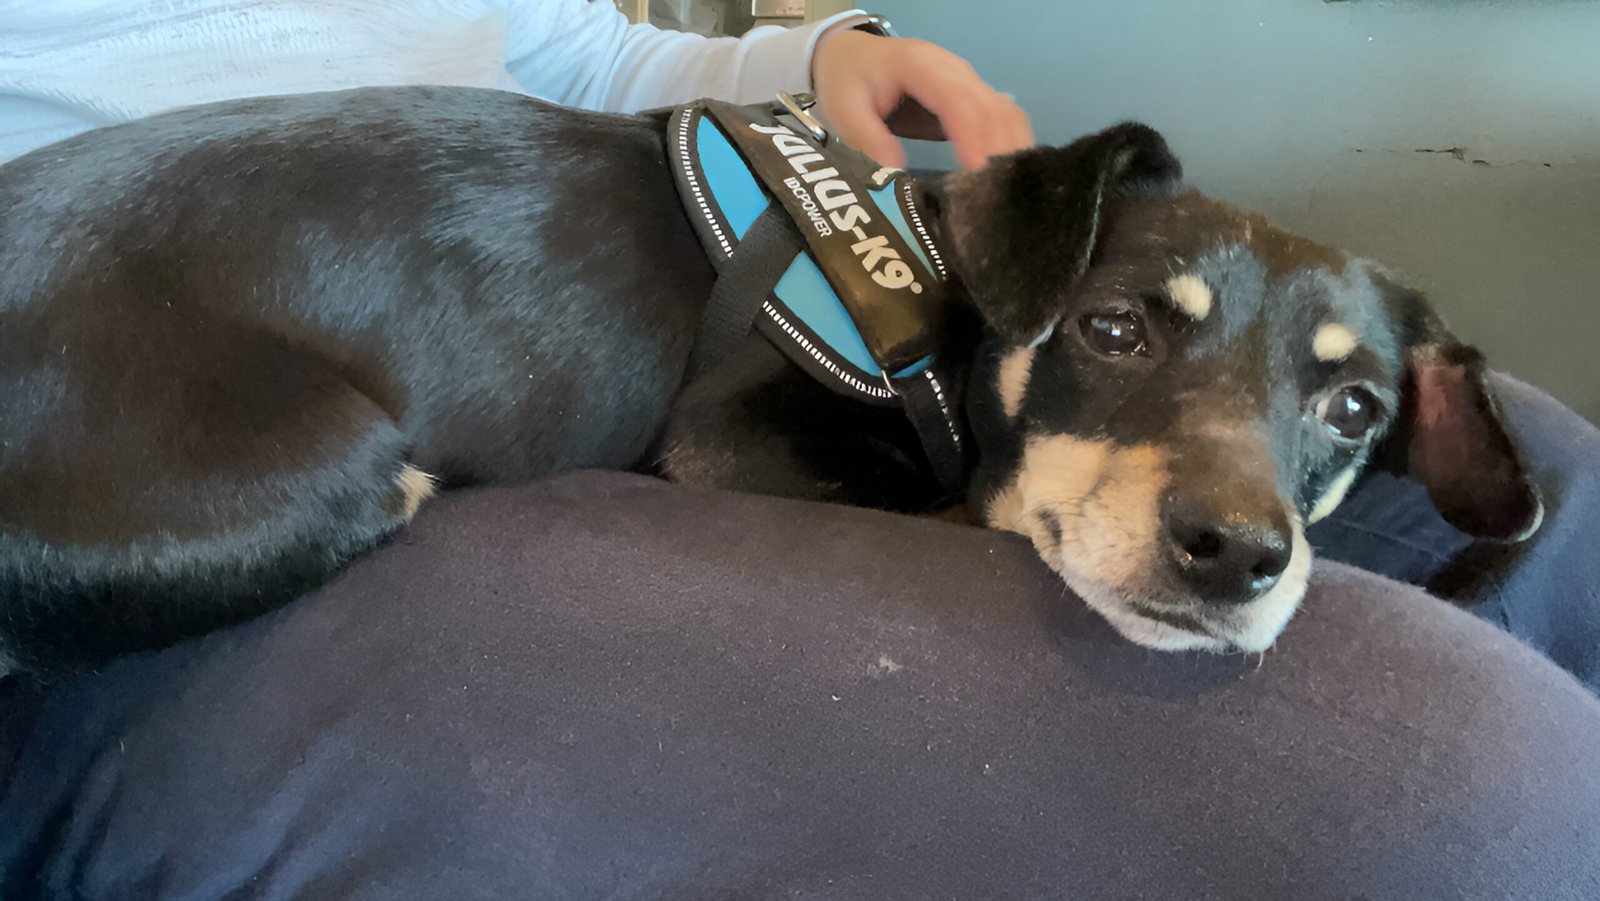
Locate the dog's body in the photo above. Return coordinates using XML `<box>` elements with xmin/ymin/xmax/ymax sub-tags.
<box><xmin>0</xmin><ymin>86</ymin><xmax>1541</xmax><ymax>674</ymax></box>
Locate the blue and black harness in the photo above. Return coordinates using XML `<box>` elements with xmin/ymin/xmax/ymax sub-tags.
<box><xmin>667</xmin><ymin>93</ymin><xmax>968</xmax><ymax>494</ymax></box>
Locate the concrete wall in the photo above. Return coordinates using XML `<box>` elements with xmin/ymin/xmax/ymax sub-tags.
<box><xmin>875</xmin><ymin>0</ymin><xmax>1600</xmax><ymax>422</ymax></box>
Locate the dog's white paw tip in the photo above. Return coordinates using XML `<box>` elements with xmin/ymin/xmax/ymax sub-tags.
<box><xmin>396</xmin><ymin>464</ymin><xmax>438</xmax><ymax>521</ymax></box>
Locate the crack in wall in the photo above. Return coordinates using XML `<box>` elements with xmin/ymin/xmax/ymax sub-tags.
<box><xmin>1351</xmin><ymin>147</ymin><xmax>1559</xmax><ymax>168</ymax></box>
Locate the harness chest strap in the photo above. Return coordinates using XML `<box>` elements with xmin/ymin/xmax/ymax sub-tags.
<box><xmin>666</xmin><ymin>96</ymin><xmax>968</xmax><ymax>495</ymax></box>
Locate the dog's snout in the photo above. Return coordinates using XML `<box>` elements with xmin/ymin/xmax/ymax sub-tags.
<box><xmin>1165</xmin><ymin>496</ymin><xmax>1292</xmax><ymax>604</ymax></box>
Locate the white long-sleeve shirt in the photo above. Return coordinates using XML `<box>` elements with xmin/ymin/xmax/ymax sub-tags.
<box><xmin>0</xmin><ymin>1</ymin><xmax>864</xmax><ymax>163</ymax></box>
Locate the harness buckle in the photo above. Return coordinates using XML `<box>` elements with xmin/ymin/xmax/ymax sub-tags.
<box><xmin>775</xmin><ymin>91</ymin><xmax>829</xmax><ymax>144</ymax></box>
<box><xmin>880</xmin><ymin>370</ymin><xmax>898</xmax><ymax>397</ymax></box>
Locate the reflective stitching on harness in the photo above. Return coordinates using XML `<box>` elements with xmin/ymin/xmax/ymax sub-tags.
<box><xmin>901</xmin><ymin>181</ymin><xmax>947</xmax><ymax>278</ymax></box>
<box><xmin>761</xmin><ymin>300</ymin><xmax>894</xmax><ymax>400</ymax></box>
<box><xmin>923</xmin><ymin>369</ymin><xmax>961</xmax><ymax>448</ymax></box>
<box><xmin>675</xmin><ymin>112</ymin><xmax>732</xmax><ymax>258</ymax></box>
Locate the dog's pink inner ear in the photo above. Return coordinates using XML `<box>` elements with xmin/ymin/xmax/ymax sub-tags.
<box><xmin>1412</xmin><ymin>362</ymin><xmax>1476</xmax><ymax>479</ymax></box>
<box><xmin>1405</xmin><ymin>351</ymin><xmax>1543</xmax><ymax>541</ymax></box>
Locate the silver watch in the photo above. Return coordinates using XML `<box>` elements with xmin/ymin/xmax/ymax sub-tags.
<box><xmin>855</xmin><ymin>14</ymin><xmax>898</xmax><ymax>38</ymax></box>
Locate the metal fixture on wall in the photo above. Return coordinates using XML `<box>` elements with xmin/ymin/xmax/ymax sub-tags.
<box><xmin>752</xmin><ymin>0</ymin><xmax>856</xmax><ymax>28</ymax></box>
<box><xmin>750</xmin><ymin>0</ymin><xmax>805</xmax><ymax>27</ymax></box>
<box><xmin>617</xmin><ymin>0</ymin><xmax>854</xmax><ymax>33</ymax></box>
<box><xmin>614</xmin><ymin>0</ymin><xmax>649</xmax><ymax>24</ymax></box>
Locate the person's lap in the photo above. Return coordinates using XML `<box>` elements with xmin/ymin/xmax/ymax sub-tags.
<box><xmin>3</xmin><ymin>382</ymin><xmax>1599</xmax><ymax>898</ymax></box>
<box><xmin>1311</xmin><ymin>373</ymin><xmax>1600</xmax><ymax>689</ymax></box>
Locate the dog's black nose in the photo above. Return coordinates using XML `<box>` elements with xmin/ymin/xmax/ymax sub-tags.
<box><xmin>1165</xmin><ymin>498</ymin><xmax>1292</xmax><ymax>604</ymax></box>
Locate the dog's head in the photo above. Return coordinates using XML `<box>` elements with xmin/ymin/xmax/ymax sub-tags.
<box><xmin>927</xmin><ymin>123</ymin><xmax>1542</xmax><ymax>653</ymax></box>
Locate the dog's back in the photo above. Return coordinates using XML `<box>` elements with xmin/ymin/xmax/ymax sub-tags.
<box><xmin>0</xmin><ymin>86</ymin><xmax>714</xmax><ymax>672</ymax></box>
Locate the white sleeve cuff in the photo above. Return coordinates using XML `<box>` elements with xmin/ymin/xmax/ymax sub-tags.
<box><xmin>596</xmin><ymin>9</ymin><xmax>873</xmax><ymax>112</ymax></box>
<box><xmin>760</xmin><ymin>9</ymin><xmax>870</xmax><ymax>99</ymax></box>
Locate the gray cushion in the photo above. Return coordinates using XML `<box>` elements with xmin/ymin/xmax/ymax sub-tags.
<box><xmin>3</xmin><ymin>471</ymin><xmax>1598</xmax><ymax>898</ymax></box>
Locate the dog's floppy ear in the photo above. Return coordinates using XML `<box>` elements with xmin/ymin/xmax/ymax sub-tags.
<box><xmin>1376</xmin><ymin>279</ymin><xmax>1543</xmax><ymax>541</ymax></box>
<box><xmin>927</xmin><ymin>122</ymin><xmax>1182</xmax><ymax>344</ymax></box>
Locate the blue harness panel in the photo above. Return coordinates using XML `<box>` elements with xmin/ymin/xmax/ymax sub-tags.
<box><xmin>676</xmin><ymin>106</ymin><xmax>947</xmax><ymax>401</ymax></box>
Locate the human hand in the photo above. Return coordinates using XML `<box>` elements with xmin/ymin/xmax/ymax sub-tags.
<box><xmin>811</xmin><ymin>25</ymin><xmax>1033</xmax><ymax>170</ymax></box>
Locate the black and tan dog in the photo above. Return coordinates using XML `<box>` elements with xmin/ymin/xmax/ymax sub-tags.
<box><xmin>0</xmin><ymin>86</ymin><xmax>1541</xmax><ymax>674</ymax></box>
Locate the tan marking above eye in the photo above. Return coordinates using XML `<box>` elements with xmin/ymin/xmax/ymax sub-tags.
<box><xmin>997</xmin><ymin>345</ymin><xmax>1036</xmax><ymax>419</ymax></box>
<box><xmin>1313</xmin><ymin>323</ymin><xmax>1359</xmax><ymax>363</ymax></box>
<box><xmin>1165</xmin><ymin>274</ymin><xmax>1213</xmax><ymax>320</ymax></box>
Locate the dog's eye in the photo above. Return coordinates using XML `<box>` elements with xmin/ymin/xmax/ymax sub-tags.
<box><xmin>1316</xmin><ymin>386</ymin><xmax>1381</xmax><ymax>440</ymax></box>
<box><xmin>1079</xmin><ymin>310</ymin><xmax>1148</xmax><ymax>357</ymax></box>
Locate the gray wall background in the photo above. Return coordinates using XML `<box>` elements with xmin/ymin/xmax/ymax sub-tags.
<box><xmin>876</xmin><ymin>0</ymin><xmax>1600</xmax><ymax>423</ymax></box>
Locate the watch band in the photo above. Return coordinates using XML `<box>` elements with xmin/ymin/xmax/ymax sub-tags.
<box><xmin>855</xmin><ymin>14</ymin><xmax>898</xmax><ymax>38</ymax></box>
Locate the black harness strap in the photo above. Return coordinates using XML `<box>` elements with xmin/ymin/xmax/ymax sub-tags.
<box><xmin>893</xmin><ymin>368</ymin><xmax>966</xmax><ymax>493</ymax></box>
<box><xmin>685</xmin><ymin>205</ymin><xmax>802</xmax><ymax>381</ymax></box>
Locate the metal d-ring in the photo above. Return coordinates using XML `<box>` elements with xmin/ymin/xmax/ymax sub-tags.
<box><xmin>776</xmin><ymin>90</ymin><xmax>829</xmax><ymax>143</ymax></box>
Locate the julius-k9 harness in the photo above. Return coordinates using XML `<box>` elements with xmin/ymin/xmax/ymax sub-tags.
<box><xmin>667</xmin><ymin>92</ymin><xmax>968</xmax><ymax>494</ymax></box>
